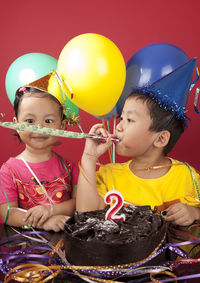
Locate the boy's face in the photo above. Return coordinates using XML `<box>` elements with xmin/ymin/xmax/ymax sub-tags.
<box><xmin>115</xmin><ymin>96</ymin><xmax>158</xmax><ymax>157</ymax></box>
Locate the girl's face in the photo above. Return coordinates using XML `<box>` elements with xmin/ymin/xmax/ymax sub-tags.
<box><xmin>115</xmin><ymin>97</ymin><xmax>158</xmax><ymax>157</ymax></box>
<box><xmin>16</xmin><ymin>93</ymin><xmax>65</xmax><ymax>151</ymax></box>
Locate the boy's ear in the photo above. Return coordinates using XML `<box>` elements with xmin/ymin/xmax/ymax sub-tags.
<box><xmin>153</xmin><ymin>130</ymin><xmax>170</xmax><ymax>148</ymax></box>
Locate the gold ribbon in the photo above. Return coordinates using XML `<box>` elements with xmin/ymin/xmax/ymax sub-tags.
<box><xmin>4</xmin><ymin>233</ymin><xmax>167</xmax><ymax>282</ymax></box>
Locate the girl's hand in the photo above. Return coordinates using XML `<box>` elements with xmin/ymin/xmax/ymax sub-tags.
<box><xmin>165</xmin><ymin>203</ymin><xmax>200</xmax><ymax>226</ymax></box>
<box><xmin>42</xmin><ymin>215</ymin><xmax>69</xmax><ymax>232</ymax></box>
<box><xmin>24</xmin><ymin>205</ymin><xmax>52</xmax><ymax>227</ymax></box>
<box><xmin>84</xmin><ymin>124</ymin><xmax>113</xmax><ymax>160</ymax></box>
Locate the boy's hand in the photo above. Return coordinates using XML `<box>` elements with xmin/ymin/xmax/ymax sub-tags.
<box><xmin>42</xmin><ymin>215</ymin><xmax>69</xmax><ymax>232</ymax></box>
<box><xmin>84</xmin><ymin>124</ymin><xmax>113</xmax><ymax>160</ymax></box>
<box><xmin>165</xmin><ymin>203</ymin><xmax>200</xmax><ymax>226</ymax></box>
<box><xmin>24</xmin><ymin>205</ymin><xmax>52</xmax><ymax>227</ymax></box>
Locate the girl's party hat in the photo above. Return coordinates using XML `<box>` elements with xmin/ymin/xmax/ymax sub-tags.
<box><xmin>25</xmin><ymin>70</ymin><xmax>79</xmax><ymax>125</ymax></box>
<box><xmin>5</xmin><ymin>53</ymin><xmax>79</xmax><ymax>124</ymax></box>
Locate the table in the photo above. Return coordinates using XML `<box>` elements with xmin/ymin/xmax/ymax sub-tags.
<box><xmin>0</xmin><ymin>224</ymin><xmax>200</xmax><ymax>282</ymax></box>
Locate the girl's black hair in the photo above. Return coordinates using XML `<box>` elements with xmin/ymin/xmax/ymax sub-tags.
<box><xmin>14</xmin><ymin>87</ymin><xmax>65</xmax><ymax>119</ymax></box>
<box><xmin>13</xmin><ymin>87</ymin><xmax>66</xmax><ymax>142</ymax></box>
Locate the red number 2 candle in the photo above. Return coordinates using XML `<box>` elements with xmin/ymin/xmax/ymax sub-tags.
<box><xmin>104</xmin><ymin>190</ymin><xmax>126</xmax><ymax>222</ymax></box>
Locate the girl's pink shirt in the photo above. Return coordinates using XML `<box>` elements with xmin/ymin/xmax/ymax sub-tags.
<box><xmin>0</xmin><ymin>152</ymin><xmax>78</xmax><ymax>205</ymax></box>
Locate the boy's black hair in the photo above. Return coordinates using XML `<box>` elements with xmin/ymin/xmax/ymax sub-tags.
<box><xmin>13</xmin><ymin>87</ymin><xmax>66</xmax><ymax>142</ymax></box>
<box><xmin>128</xmin><ymin>91</ymin><xmax>185</xmax><ymax>155</ymax></box>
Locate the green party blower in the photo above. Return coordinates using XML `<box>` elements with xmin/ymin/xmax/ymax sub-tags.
<box><xmin>0</xmin><ymin>122</ymin><xmax>119</xmax><ymax>142</ymax></box>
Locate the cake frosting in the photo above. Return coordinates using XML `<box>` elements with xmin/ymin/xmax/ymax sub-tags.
<box><xmin>64</xmin><ymin>205</ymin><xmax>167</xmax><ymax>266</ymax></box>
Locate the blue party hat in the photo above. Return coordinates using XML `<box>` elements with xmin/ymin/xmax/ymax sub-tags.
<box><xmin>140</xmin><ymin>58</ymin><xmax>198</xmax><ymax>121</ymax></box>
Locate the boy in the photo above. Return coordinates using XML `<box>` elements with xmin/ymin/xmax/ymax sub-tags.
<box><xmin>76</xmin><ymin>59</ymin><xmax>200</xmax><ymax>226</ymax></box>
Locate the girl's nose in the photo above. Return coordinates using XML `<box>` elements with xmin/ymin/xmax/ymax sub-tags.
<box><xmin>37</xmin><ymin>122</ymin><xmax>44</xmax><ymax>127</ymax></box>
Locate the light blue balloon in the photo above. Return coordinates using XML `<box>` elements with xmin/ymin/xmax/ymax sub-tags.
<box><xmin>5</xmin><ymin>53</ymin><xmax>57</xmax><ymax>105</ymax></box>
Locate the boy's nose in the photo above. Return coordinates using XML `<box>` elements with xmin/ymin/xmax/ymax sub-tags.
<box><xmin>116</xmin><ymin>120</ymin><xmax>123</xmax><ymax>132</ymax></box>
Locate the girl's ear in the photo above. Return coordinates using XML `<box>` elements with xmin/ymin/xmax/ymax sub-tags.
<box><xmin>61</xmin><ymin>119</ymin><xmax>67</xmax><ymax>130</ymax></box>
<box><xmin>153</xmin><ymin>130</ymin><xmax>170</xmax><ymax>149</ymax></box>
<box><xmin>13</xmin><ymin>117</ymin><xmax>20</xmax><ymax>135</ymax></box>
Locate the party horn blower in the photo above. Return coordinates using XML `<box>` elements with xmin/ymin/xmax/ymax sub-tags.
<box><xmin>0</xmin><ymin>122</ymin><xmax>119</xmax><ymax>142</ymax></box>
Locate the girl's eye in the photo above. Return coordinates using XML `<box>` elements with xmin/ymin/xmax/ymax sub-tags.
<box><xmin>45</xmin><ymin>119</ymin><xmax>53</xmax><ymax>124</ymax></box>
<box><xmin>120</xmin><ymin>116</ymin><xmax>123</xmax><ymax>121</ymax></box>
<box><xmin>26</xmin><ymin>119</ymin><xmax>34</xmax><ymax>124</ymax></box>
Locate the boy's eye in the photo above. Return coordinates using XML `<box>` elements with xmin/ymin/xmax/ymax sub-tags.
<box><xmin>119</xmin><ymin>116</ymin><xmax>134</xmax><ymax>122</ymax></box>
<box><xmin>45</xmin><ymin>119</ymin><xmax>53</xmax><ymax>124</ymax></box>
<box><xmin>26</xmin><ymin>119</ymin><xmax>34</xmax><ymax>124</ymax></box>
<box><xmin>127</xmin><ymin>118</ymin><xmax>134</xmax><ymax>122</ymax></box>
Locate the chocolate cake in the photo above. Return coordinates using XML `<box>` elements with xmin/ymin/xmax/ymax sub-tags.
<box><xmin>64</xmin><ymin>205</ymin><xmax>167</xmax><ymax>266</ymax></box>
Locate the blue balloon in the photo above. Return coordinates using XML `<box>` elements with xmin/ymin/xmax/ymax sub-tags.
<box><xmin>117</xmin><ymin>43</ymin><xmax>189</xmax><ymax>115</ymax></box>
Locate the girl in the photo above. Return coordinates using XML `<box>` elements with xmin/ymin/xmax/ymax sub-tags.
<box><xmin>0</xmin><ymin>86</ymin><xmax>78</xmax><ymax>232</ymax></box>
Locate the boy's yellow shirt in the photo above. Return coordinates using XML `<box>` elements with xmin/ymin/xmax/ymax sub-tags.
<box><xmin>96</xmin><ymin>158</ymin><xmax>200</xmax><ymax>210</ymax></box>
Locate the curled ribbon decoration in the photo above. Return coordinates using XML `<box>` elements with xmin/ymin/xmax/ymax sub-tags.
<box><xmin>150</xmin><ymin>270</ymin><xmax>178</xmax><ymax>283</ymax></box>
<box><xmin>1</xmin><ymin>226</ymin><xmax>200</xmax><ymax>282</ymax></box>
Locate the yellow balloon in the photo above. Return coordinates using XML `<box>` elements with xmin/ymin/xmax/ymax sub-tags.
<box><xmin>57</xmin><ymin>33</ymin><xmax>126</xmax><ymax>116</ymax></box>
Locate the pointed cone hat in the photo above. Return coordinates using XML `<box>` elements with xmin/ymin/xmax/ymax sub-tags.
<box><xmin>18</xmin><ymin>70</ymin><xmax>79</xmax><ymax>125</ymax></box>
<box><xmin>140</xmin><ymin>58</ymin><xmax>198</xmax><ymax>120</ymax></box>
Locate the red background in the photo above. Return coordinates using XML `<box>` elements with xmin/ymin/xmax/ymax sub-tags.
<box><xmin>0</xmin><ymin>0</ymin><xmax>200</xmax><ymax>169</ymax></box>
